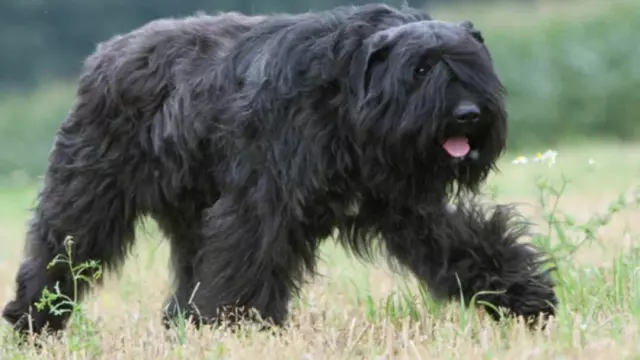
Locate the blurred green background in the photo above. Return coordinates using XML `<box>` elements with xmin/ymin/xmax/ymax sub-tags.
<box><xmin>0</xmin><ymin>0</ymin><xmax>638</xmax><ymax>182</ymax></box>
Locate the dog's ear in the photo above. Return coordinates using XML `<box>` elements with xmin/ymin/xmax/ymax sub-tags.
<box><xmin>349</xmin><ymin>34</ymin><xmax>392</xmax><ymax>102</ymax></box>
<box><xmin>460</xmin><ymin>20</ymin><xmax>484</xmax><ymax>44</ymax></box>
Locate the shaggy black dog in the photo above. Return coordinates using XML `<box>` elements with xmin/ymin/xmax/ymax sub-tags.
<box><xmin>3</xmin><ymin>3</ymin><xmax>557</xmax><ymax>336</ymax></box>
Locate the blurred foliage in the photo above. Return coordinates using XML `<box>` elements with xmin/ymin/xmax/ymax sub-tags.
<box><xmin>0</xmin><ymin>0</ymin><xmax>638</xmax><ymax>179</ymax></box>
<box><xmin>480</xmin><ymin>0</ymin><xmax>640</xmax><ymax>149</ymax></box>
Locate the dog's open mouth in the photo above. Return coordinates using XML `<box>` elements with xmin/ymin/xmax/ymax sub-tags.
<box><xmin>441</xmin><ymin>136</ymin><xmax>471</xmax><ymax>158</ymax></box>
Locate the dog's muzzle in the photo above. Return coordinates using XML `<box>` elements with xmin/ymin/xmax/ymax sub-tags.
<box><xmin>440</xmin><ymin>101</ymin><xmax>482</xmax><ymax>159</ymax></box>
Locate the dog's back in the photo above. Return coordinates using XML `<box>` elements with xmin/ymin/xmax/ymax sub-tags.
<box><xmin>76</xmin><ymin>5</ymin><xmax>431</xmax><ymax>119</ymax></box>
<box><xmin>79</xmin><ymin>11</ymin><xmax>266</xmax><ymax>102</ymax></box>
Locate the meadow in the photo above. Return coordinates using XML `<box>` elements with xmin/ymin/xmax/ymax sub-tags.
<box><xmin>0</xmin><ymin>141</ymin><xmax>638</xmax><ymax>359</ymax></box>
<box><xmin>1</xmin><ymin>0</ymin><xmax>639</xmax><ymax>358</ymax></box>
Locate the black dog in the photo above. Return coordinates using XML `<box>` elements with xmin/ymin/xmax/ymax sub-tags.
<box><xmin>3</xmin><ymin>4</ymin><xmax>557</xmax><ymax>336</ymax></box>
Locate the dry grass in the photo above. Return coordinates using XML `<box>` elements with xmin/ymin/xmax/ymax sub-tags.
<box><xmin>0</xmin><ymin>140</ymin><xmax>638</xmax><ymax>359</ymax></box>
<box><xmin>1</xmin><ymin>1</ymin><xmax>639</xmax><ymax>357</ymax></box>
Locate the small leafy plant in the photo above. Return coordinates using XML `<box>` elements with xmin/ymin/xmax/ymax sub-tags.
<box><xmin>33</xmin><ymin>236</ymin><xmax>103</xmax><ymax>355</ymax></box>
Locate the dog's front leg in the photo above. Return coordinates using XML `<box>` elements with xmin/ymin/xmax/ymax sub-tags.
<box><xmin>379</xmin><ymin>200</ymin><xmax>558</xmax><ymax>327</ymax></box>
<box><xmin>164</xmin><ymin>194</ymin><xmax>318</xmax><ymax>330</ymax></box>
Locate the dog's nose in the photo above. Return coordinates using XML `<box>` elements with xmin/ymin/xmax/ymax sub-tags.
<box><xmin>453</xmin><ymin>102</ymin><xmax>480</xmax><ymax>123</ymax></box>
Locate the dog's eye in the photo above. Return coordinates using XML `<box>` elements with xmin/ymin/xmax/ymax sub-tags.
<box><xmin>414</xmin><ymin>59</ymin><xmax>432</xmax><ymax>78</ymax></box>
<box><xmin>415</xmin><ymin>66</ymin><xmax>428</xmax><ymax>76</ymax></box>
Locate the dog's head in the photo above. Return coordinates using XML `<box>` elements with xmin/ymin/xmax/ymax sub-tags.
<box><xmin>346</xmin><ymin>19</ymin><xmax>507</xmax><ymax>193</ymax></box>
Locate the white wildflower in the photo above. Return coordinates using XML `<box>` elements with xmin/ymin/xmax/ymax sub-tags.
<box><xmin>513</xmin><ymin>149</ymin><xmax>557</xmax><ymax>166</ymax></box>
<box><xmin>512</xmin><ymin>155</ymin><xmax>529</xmax><ymax>164</ymax></box>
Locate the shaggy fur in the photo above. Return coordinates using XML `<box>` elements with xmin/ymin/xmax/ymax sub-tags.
<box><xmin>3</xmin><ymin>3</ymin><xmax>557</xmax><ymax>336</ymax></box>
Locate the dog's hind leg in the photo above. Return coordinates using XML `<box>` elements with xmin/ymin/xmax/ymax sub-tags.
<box><xmin>378</xmin><ymin>200</ymin><xmax>558</xmax><ymax>327</ymax></box>
<box><xmin>2</xmin><ymin>124</ymin><xmax>140</xmax><ymax>337</ymax></box>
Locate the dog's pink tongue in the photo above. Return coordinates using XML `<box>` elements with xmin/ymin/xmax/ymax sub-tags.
<box><xmin>442</xmin><ymin>137</ymin><xmax>470</xmax><ymax>158</ymax></box>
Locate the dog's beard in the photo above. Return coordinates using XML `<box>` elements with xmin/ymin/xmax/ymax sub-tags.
<box><xmin>440</xmin><ymin>130</ymin><xmax>499</xmax><ymax>193</ymax></box>
<box><xmin>436</xmin><ymin>119</ymin><xmax>502</xmax><ymax>195</ymax></box>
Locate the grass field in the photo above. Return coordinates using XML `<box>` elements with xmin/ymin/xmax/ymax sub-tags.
<box><xmin>0</xmin><ymin>141</ymin><xmax>638</xmax><ymax>359</ymax></box>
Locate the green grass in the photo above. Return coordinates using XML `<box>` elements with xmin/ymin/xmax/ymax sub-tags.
<box><xmin>0</xmin><ymin>141</ymin><xmax>638</xmax><ymax>358</ymax></box>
